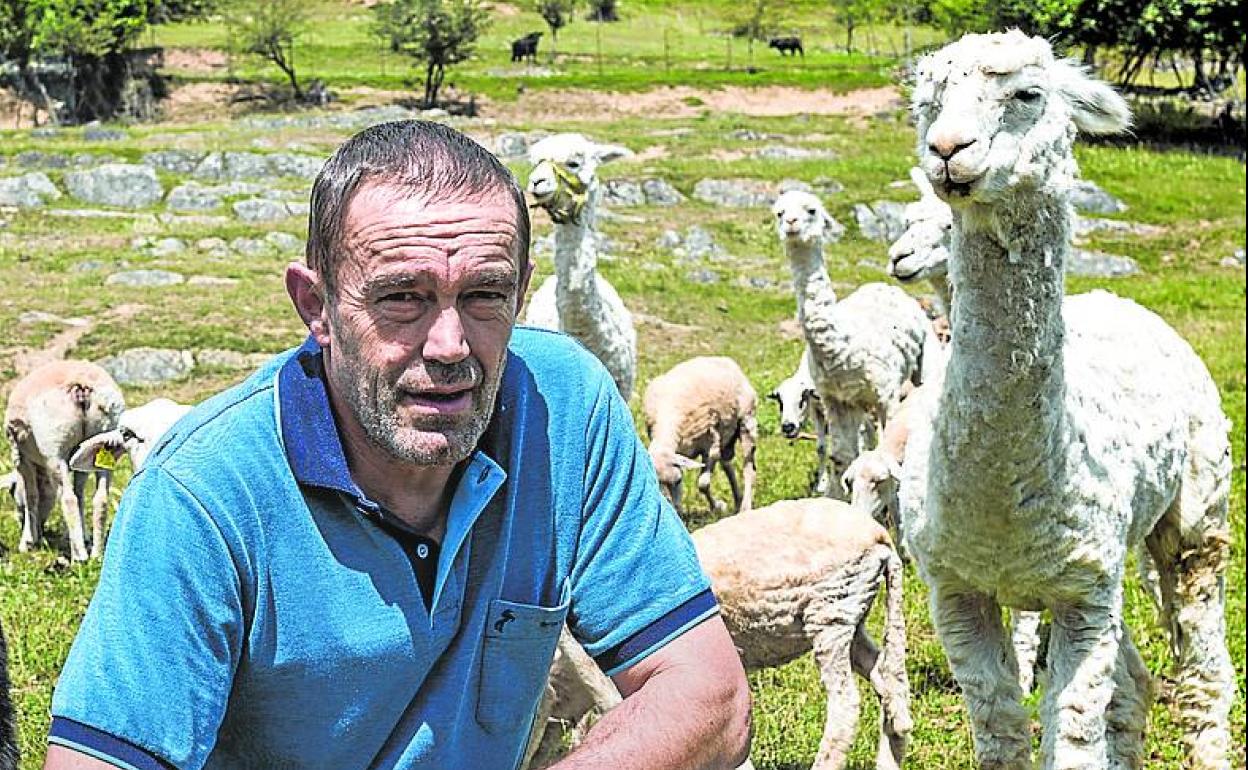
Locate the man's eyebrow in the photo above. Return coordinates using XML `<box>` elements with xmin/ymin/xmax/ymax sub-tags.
<box><xmin>359</xmin><ymin>268</ymin><xmax>519</xmax><ymax>296</ymax></box>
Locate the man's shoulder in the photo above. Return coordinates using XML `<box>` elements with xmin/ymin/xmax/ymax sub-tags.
<box><xmin>140</xmin><ymin>348</ymin><xmax>294</xmax><ymax>482</ymax></box>
<box><xmin>508</xmin><ymin>327</ymin><xmax>613</xmax><ymax>388</ymax></box>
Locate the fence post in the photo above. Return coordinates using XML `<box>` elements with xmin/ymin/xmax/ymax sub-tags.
<box><xmin>596</xmin><ymin>23</ymin><xmax>603</xmax><ymax>76</ymax></box>
<box><xmin>664</xmin><ymin>28</ymin><xmax>670</xmax><ymax>74</ymax></box>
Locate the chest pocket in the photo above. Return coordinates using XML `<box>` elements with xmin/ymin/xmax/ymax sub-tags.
<box><xmin>476</xmin><ymin>578</ymin><xmax>571</xmax><ymax>735</ymax></box>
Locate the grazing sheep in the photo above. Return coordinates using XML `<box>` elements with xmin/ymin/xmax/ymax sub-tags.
<box><xmin>773</xmin><ymin>190</ymin><xmax>940</xmax><ymax>440</ymax></box>
<box><xmin>511</xmin><ymin>32</ymin><xmax>542</xmax><ymax>63</ymax></box>
<box><xmin>887</xmin><ymin>167</ymin><xmax>954</xmax><ymax>317</ymax></box>
<box><xmin>4</xmin><ymin>360</ymin><xmax>125</xmax><ymax>561</ymax></box>
<box><xmin>901</xmin><ymin>31</ymin><xmax>1234</xmax><ymax>769</ymax></box>
<box><xmin>525</xmin><ymin>133</ymin><xmax>639</xmax><ymax>400</ymax></box>
<box><xmin>768</xmin><ymin>347</ymin><xmax>873</xmax><ymax>500</ymax></box>
<box><xmin>768</xmin><ymin>36</ymin><xmax>804</xmax><ymax>56</ymax></box>
<box><xmin>531</xmin><ymin>499</ymin><xmax>912</xmax><ymax>770</ymax></box>
<box><xmin>0</xmin><ymin>618</ymin><xmax>15</xmax><ymax>770</ymax></box>
<box><xmin>69</xmin><ymin>397</ymin><xmax>192</xmax><ymax>473</ymax></box>
<box><xmin>643</xmin><ymin>356</ymin><xmax>758</xmax><ymax>515</ymax></box>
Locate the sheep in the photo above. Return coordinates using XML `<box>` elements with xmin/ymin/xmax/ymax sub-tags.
<box><xmin>767</xmin><ymin>347</ymin><xmax>873</xmax><ymax>500</ymax></box>
<box><xmin>768</xmin><ymin>36</ymin><xmax>804</xmax><ymax>56</ymax></box>
<box><xmin>528</xmin><ymin>498</ymin><xmax>912</xmax><ymax>770</ymax></box>
<box><xmin>901</xmin><ymin>31</ymin><xmax>1234</xmax><ymax>769</ymax></box>
<box><xmin>525</xmin><ymin>133</ymin><xmax>639</xmax><ymax>400</ymax></box>
<box><xmin>0</xmin><ymin>618</ymin><xmax>14</xmax><ymax>770</ymax></box>
<box><xmin>643</xmin><ymin>356</ymin><xmax>758</xmax><ymax>516</ymax></box>
<box><xmin>511</xmin><ymin>32</ymin><xmax>542</xmax><ymax>63</ymax></box>
<box><xmin>773</xmin><ymin>190</ymin><xmax>941</xmax><ymax>442</ymax></box>
<box><xmin>4</xmin><ymin>360</ymin><xmax>125</xmax><ymax>562</ymax></box>
<box><xmin>887</xmin><ymin>167</ymin><xmax>954</xmax><ymax>317</ymax></box>
<box><xmin>68</xmin><ymin>397</ymin><xmax>192</xmax><ymax>474</ymax></box>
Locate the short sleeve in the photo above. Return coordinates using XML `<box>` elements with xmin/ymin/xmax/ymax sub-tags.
<box><xmin>50</xmin><ymin>467</ymin><xmax>245</xmax><ymax>770</ymax></box>
<box><xmin>566</xmin><ymin>373</ymin><xmax>717</xmax><ymax>676</ymax></box>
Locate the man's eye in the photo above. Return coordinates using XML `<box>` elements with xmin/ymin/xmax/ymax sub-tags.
<box><xmin>467</xmin><ymin>291</ymin><xmax>507</xmax><ymax>303</ymax></box>
<box><xmin>378</xmin><ymin>292</ymin><xmax>423</xmax><ymax>304</ymax></box>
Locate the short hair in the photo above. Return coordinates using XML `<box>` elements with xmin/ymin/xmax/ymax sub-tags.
<box><xmin>306</xmin><ymin>120</ymin><xmax>530</xmax><ymax>295</ymax></box>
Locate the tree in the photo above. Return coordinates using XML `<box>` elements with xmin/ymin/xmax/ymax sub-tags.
<box><xmin>373</xmin><ymin>0</ymin><xmax>490</xmax><ymax>108</ymax></box>
<box><xmin>735</xmin><ymin>0</ymin><xmax>767</xmax><ymax>68</ymax></box>
<box><xmin>227</xmin><ymin>0</ymin><xmax>310</xmax><ymax>100</ymax></box>
<box><xmin>536</xmin><ymin>0</ymin><xmax>574</xmax><ymax>58</ymax></box>
<box><xmin>585</xmin><ymin>0</ymin><xmax>617</xmax><ymax>21</ymax></box>
<box><xmin>147</xmin><ymin>0</ymin><xmax>221</xmax><ymax>23</ymax></box>
<box><xmin>1</xmin><ymin>0</ymin><xmax>157</xmax><ymax>123</ymax></box>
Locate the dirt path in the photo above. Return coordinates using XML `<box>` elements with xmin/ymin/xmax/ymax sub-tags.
<box><xmin>3</xmin><ymin>304</ymin><xmax>144</xmax><ymax>395</ymax></box>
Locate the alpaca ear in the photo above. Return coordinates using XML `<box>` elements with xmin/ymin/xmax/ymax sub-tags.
<box><xmin>1052</xmin><ymin>59</ymin><xmax>1132</xmax><ymax>136</ymax></box>
<box><xmin>592</xmin><ymin>143</ymin><xmax>633</xmax><ymax>164</ymax></box>
<box><xmin>910</xmin><ymin>166</ymin><xmax>936</xmax><ymax>199</ymax></box>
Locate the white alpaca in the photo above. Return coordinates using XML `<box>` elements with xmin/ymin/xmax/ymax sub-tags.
<box><xmin>4</xmin><ymin>360</ymin><xmax>125</xmax><ymax>561</ymax></box>
<box><xmin>69</xmin><ymin>397</ymin><xmax>192</xmax><ymax>473</ymax></box>
<box><xmin>900</xmin><ymin>31</ymin><xmax>1234</xmax><ymax>770</ymax></box>
<box><xmin>773</xmin><ymin>190</ymin><xmax>939</xmax><ymax>441</ymax></box>
<box><xmin>525</xmin><ymin>133</ymin><xmax>638</xmax><ymax>400</ymax></box>
<box><xmin>887</xmin><ymin>167</ymin><xmax>954</xmax><ymax>316</ymax></box>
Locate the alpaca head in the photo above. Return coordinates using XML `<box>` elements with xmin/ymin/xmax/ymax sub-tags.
<box><xmin>911</xmin><ymin>31</ymin><xmax>1131</xmax><ymax>206</ymax></box>
<box><xmin>527</xmin><ymin>133</ymin><xmax>632</xmax><ymax>225</ymax></box>
<box><xmin>772</xmin><ymin>190</ymin><xmax>840</xmax><ymax>249</ymax></box>
<box><xmin>888</xmin><ymin>167</ymin><xmax>952</xmax><ymax>283</ymax></box>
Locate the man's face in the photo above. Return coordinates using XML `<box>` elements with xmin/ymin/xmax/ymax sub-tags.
<box><xmin>323</xmin><ymin>182</ymin><xmax>526</xmax><ymax>467</ymax></box>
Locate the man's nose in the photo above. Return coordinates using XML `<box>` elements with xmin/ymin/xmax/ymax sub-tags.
<box><xmin>423</xmin><ymin>305</ymin><xmax>470</xmax><ymax>363</ymax></box>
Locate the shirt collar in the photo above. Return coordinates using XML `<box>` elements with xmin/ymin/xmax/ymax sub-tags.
<box><xmin>274</xmin><ymin>335</ymin><xmax>506</xmax><ymax>513</ymax></box>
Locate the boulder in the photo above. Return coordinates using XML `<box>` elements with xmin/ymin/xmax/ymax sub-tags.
<box><xmin>64</xmin><ymin>163</ymin><xmax>163</xmax><ymax>208</ymax></box>
<box><xmin>0</xmin><ymin>172</ymin><xmax>62</xmax><ymax>208</ymax></box>
<box><xmin>105</xmin><ymin>270</ymin><xmax>185</xmax><ymax>287</ymax></box>
<box><xmin>98</xmin><ymin>348</ymin><xmax>195</xmax><ymax>385</ymax></box>
<box><xmin>1070</xmin><ymin>180</ymin><xmax>1127</xmax><ymax>214</ymax></box>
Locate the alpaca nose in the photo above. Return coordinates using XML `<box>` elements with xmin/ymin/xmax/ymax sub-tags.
<box><xmin>781</xmin><ymin>422</ymin><xmax>798</xmax><ymax>438</ymax></box>
<box><xmin>929</xmin><ymin>136</ymin><xmax>977</xmax><ymax>161</ymax></box>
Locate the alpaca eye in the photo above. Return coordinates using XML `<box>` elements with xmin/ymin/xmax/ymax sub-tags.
<box><xmin>1014</xmin><ymin>89</ymin><xmax>1042</xmax><ymax>103</ymax></box>
<box><xmin>806</xmin><ymin>207</ymin><xmax>817</xmax><ymax>215</ymax></box>
<box><xmin>566</xmin><ymin>159</ymin><xmax>581</xmax><ymax>169</ymax></box>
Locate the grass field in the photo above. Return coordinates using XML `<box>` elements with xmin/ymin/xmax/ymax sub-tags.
<box><xmin>1</xmin><ymin>4</ymin><xmax>1245</xmax><ymax>769</ymax></box>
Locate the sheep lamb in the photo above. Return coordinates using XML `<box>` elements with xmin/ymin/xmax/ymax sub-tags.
<box><xmin>4</xmin><ymin>360</ymin><xmax>125</xmax><ymax>561</ymax></box>
<box><xmin>529</xmin><ymin>498</ymin><xmax>912</xmax><ymax>770</ymax></box>
<box><xmin>643</xmin><ymin>356</ymin><xmax>758</xmax><ymax>515</ymax></box>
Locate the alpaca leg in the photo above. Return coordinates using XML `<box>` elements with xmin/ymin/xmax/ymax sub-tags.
<box><xmin>929</xmin><ymin>584</ymin><xmax>1030</xmax><ymax>769</ymax></box>
<box><xmin>1040</xmin><ymin>598</ymin><xmax>1122</xmax><ymax>770</ymax></box>
<box><xmin>89</xmin><ymin>470</ymin><xmax>111</xmax><ymax>559</ymax></box>
<box><xmin>1104</xmin><ymin>624</ymin><xmax>1151</xmax><ymax>770</ymax></box>
<box><xmin>1011</xmin><ymin>610</ymin><xmax>1044</xmax><ymax>696</ymax></box>
<box><xmin>57</xmin><ymin>461</ymin><xmax>89</xmax><ymax>562</ymax></box>
<box><xmin>1146</xmin><ymin>510</ymin><xmax>1234</xmax><ymax>770</ymax></box>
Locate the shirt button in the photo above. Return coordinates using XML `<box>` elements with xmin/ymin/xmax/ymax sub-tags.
<box><xmin>417</xmin><ymin>543</ymin><xmax>430</xmax><ymax>559</ymax></box>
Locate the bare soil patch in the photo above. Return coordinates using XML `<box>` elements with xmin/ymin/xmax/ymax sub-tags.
<box><xmin>482</xmin><ymin>85</ymin><xmax>902</xmax><ymax>122</ymax></box>
<box><xmin>162</xmin><ymin>48</ymin><xmax>229</xmax><ymax>73</ymax></box>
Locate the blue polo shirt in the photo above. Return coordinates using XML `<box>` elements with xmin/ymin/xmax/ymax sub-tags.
<box><xmin>49</xmin><ymin>328</ymin><xmax>717</xmax><ymax>770</ymax></box>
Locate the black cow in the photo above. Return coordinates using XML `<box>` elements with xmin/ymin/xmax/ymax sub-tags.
<box><xmin>768</xmin><ymin>36</ymin><xmax>804</xmax><ymax>56</ymax></box>
<box><xmin>511</xmin><ymin>32</ymin><xmax>543</xmax><ymax>63</ymax></box>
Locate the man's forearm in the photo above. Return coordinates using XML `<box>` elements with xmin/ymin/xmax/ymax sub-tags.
<box><xmin>549</xmin><ymin>619</ymin><xmax>752</xmax><ymax>770</ymax></box>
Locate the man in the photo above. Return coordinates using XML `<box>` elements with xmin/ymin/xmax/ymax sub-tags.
<box><xmin>45</xmin><ymin>121</ymin><xmax>751</xmax><ymax>770</ymax></box>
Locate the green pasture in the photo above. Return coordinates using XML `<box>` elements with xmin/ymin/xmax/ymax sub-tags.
<box><xmin>150</xmin><ymin>0</ymin><xmax>947</xmax><ymax>99</ymax></box>
<box><xmin>1</xmin><ymin>15</ymin><xmax>1245</xmax><ymax>767</ymax></box>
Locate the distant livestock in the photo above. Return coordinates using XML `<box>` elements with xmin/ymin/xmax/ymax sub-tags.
<box><xmin>769</xmin><ymin>36</ymin><xmax>803</xmax><ymax>56</ymax></box>
<box><xmin>511</xmin><ymin>32</ymin><xmax>542</xmax><ymax>63</ymax></box>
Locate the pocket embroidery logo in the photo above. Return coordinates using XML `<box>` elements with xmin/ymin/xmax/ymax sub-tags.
<box><xmin>494</xmin><ymin>609</ymin><xmax>516</xmax><ymax>633</ymax></box>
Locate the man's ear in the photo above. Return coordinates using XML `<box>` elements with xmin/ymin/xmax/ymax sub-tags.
<box><xmin>286</xmin><ymin>262</ymin><xmax>331</xmax><ymax>346</ymax></box>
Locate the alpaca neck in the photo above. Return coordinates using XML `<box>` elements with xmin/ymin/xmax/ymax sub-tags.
<box><xmin>938</xmin><ymin>192</ymin><xmax>1073</xmax><ymax>499</ymax></box>
<box><xmin>786</xmin><ymin>240</ymin><xmax>838</xmax><ymax>332</ymax></box>
<box><xmin>554</xmin><ymin>185</ymin><xmax>606</xmax><ymax>329</ymax></box>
